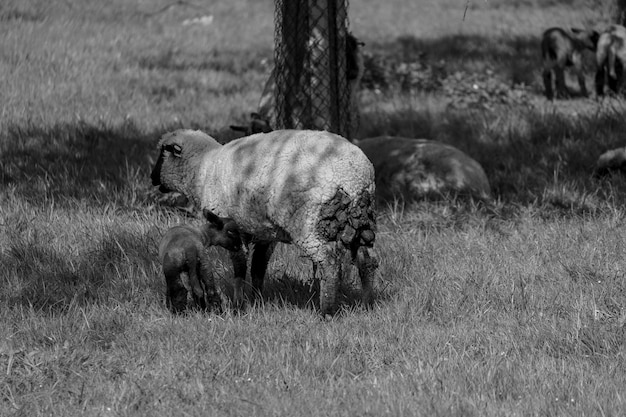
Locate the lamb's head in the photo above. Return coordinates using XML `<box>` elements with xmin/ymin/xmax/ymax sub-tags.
<box><xmin>202</xmin><ymin>208</ymin><xmax>242</xmax><ymax>252</ymax></box>
<box><xmin>151</xmin><ymin>129</ymin><xmax>221</xmax><ymax>194</ymax></box>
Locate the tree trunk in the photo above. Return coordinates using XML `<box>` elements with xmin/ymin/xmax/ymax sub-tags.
<box><xmin>617</xmin><ymin>0</ymin><xmax>626</xmax><ymax>25</ymax></box>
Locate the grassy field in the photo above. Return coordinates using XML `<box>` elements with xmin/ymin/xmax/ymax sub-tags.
<box><xmin>1</xmin><ymin>0</ymin><xmax>626</xmax><ymax>415</ymax></box>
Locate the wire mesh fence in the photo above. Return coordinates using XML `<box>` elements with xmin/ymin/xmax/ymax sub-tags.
<box><xmin>270</xmin><ymin>0</ymin><xmax>356</xmax><ymax>139</ymax></box>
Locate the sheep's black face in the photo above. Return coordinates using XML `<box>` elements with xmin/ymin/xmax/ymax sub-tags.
<box><xmin>150</xmin><ymin>152</ymin><xmax>164</xmax><ymax>186</ymax></box>
<box><xmin>151</xmin><ymin>143</ymin><xmax>181</xmax><ymax>193</ymax></box>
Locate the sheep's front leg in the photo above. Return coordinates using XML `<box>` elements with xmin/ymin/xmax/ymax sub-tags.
<box><xmin>198</xmin><ymin>250</ymin><xmax>222</xmax><ymax>313</ymax></box>
<box><xmin>355</xmin><ymin>246</ymin><xmax>378</xmax><ymax>307</ymax></box>
<box><xmin>229</xmin><ymin>249</ymin><xmax>247</xmax><ymax>308</ymax></box>
<box><xmin>250</xmin><ymin>241</ymin><xmax>276</xmax><ymax>296</ymax></box>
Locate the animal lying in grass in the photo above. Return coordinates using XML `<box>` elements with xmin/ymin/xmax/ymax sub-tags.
<box><xmin>594</xmin><ymin>146</ymin><xmax>626</xmax><ymax>177</ymax></box>
<box><xmin>355</xmin><ymin>136</ymin><xmax>492</xmax><ymax>204</ymax></box>
<box><xmin>231</xmin><ymin>115</ymin><xmax>491</xmax><ymax>204</ymax></box>
<box><xmin>151</xmin><ymin>129</ymin><xmax>378</xmax><ymax>316</ymax></box>
<box><xmin>541</xmin><ymin>27</ymin><xmax>599</xmax><ymax>99</ymax></box>
<box><xmin>158</xmin><ymin>208</ymin><xmax>242</xmax><ymax>313</ymax></box>
<box><xmin>595</xmin><ymin>24</ymin><xmax>626</xmax><ymax>96</ymax></box>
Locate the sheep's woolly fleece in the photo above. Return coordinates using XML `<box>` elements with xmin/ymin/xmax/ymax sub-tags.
<box><xmin>156</xmin><ymin>129</ymin><xmax>376</xmax><ymax>258</ymax></box>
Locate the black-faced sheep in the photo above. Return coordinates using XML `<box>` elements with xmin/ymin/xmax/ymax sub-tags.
<box><xmin>158</xmin><ymin>208</ymin><xmax>242</xmax><ymax>313</ymax></box>
<box><xmin>595</xmin><ymin>24</ymin><xmax>626</xmax><ymax>96</ymax></box>
<box><xmin>541</xmin><ymin>27</ymin><xmax>599</xmax><ymax>99</ymax></box>
<box><xmin>151</xmin><ymin>129</ymin><xmax>378</xmax><ymax>316</ymax></box>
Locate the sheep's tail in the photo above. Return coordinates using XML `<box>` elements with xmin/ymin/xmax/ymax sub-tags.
<box><xmin>317</xmin><ymin>188</ymin><xmax>377</xmax><ymax>254</ymax></box>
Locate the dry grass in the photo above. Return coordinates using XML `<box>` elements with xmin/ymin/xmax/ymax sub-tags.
<box><xmin>1</xmin><ymin>0</ymin><xmax>626</xmax><ymax>416</ymax></box>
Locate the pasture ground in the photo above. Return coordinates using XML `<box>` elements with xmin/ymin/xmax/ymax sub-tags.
<box><xmin>1</xmin><ymin>0</ymin><xmax>626</xmax><ymax>415</ymax></box>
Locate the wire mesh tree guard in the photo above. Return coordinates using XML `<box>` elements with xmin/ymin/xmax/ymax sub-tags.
<box><xmin>269</xmin><ymin>0</ymin><xmax>357</xmax><ymax>139</ymax></box>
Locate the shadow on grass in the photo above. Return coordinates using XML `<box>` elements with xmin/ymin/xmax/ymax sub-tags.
<box><xmin>249</xmin><ymin>270</ymin><xmax>369</xmax><ymax>313</ymax></box>
<box><xmin>356</xmin><ymin>33</ymin><xmax>626</xmax><ymax>211</ymax></box>
<box><xmin>364</xmin><ymin>32</ymin><xmax>597</xmax><ymax>89</ymax></box>
<box><xmin>363</xmin><ymin>104</ymin><xmax>626</xmax><ymax>212</ymax></box>
<box><xmin>0</xmin><ymin>226</ymin><xmax>161</xmax><ymax>314</ymax></box>
<box><xmin>0</xmin><ymin>119</ymin><xmax>191</xmax><ymax>210</ymax></box>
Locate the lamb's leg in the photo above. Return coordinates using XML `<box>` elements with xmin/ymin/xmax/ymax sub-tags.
<box><xmin>250</xmin><ymin>241</ymin><xmax>276</xmax><ymax>296</ymax></box>
<box><xmin>165</xmin><ymin>270</ymin><xmax>192</xmax><ymax>313</ymax></box>
<box><xmin>314</xmin><ymin>243</ymin><xmax>342</xmax><ymax>316</ymax></box>
<box><xmin>555</xmin><ymin>67</ymin><xmax>568</xmax><ymax>98</ymax></box>
<box><xmin>596</xmin><ymin>65</ymin><xmax>606</xmax><ymax>96</ymax></box>
<box><xmin>355</xmin><ymin>246</ymin><xmax>378</xmax><ymax>307</ymax></box>
<box><xmin>614</xmin><ymin>59</ymin><xmax>624</xmax><ymax>94</ymax></box>
<box><xmin>542</xmin><ymin>68</ymin><xmax>554</xmax><ymax>100</ymax></box>
<box><xmin>229</xmin><ymin>249</ymin><xmax>247</xmax><ymax>308</ymax></box>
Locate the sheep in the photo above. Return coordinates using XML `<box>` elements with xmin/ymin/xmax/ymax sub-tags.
<box><xmin>158</xmin><ymin>208</ymin><xmax>242</xmax><ymax>313</ymax></box>
<box><xmin>151</xmin><ymin>129</ymin><xmax>378</xmax><ymax>316</ymax></box>
<box><xmin>230</xmin><ymin>118</ymin><xmax>491</xmax><ymax>204</ymax></box>
<box><xmin>595</xmin><ymin>24</ymin><xmax>626</xmax><ymax>96</ymax></box>
<box><xmin>541</xmin><ymin>27</ymin><xmax>599</xmax><ymax>100</ymax></box>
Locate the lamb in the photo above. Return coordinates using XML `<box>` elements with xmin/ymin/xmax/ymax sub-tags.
<box><xmin>541</xmin><ymin>27</ymin><xmax>599</xmax><ymax>100</ymax></box>
<box><xmin>595</xmin><ymin>24</ymin><xmax>626</xmax><ymax>96</ymax></box>
<box><xmin>151</xmin><ymin>129</ymin><xmax>378</xmax><ymax>316</ymax></box>
<box><xmin>158</xmin><ymin>208</ymin><xmax>242</xmax><ymax>313</ymax></box>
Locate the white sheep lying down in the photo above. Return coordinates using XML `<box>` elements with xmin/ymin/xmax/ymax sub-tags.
<box><xmin>158</xmin><ymin>209</ymin><xmax>242</xmax><ymax>313</ymax></box>
<box><xmin>151</xmin><ymin>129</ymin><xmax>378</xmax><ymax>315</ymax></box>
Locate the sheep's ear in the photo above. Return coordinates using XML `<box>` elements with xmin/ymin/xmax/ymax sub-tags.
<box><xmin>164</xmin><ymin>143</ymin><xmax>182</xmax><ymax>157</ymax></box>
<box><xmin>202</xmin><ymin>209</ymin><xmax>224</xmax><ymax>228</ymax></box>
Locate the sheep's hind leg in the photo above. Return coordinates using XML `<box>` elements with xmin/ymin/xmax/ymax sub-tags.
<box><xmin>355</xmin><ymin>247</ymin><xmax>378</xmax><ymax>307</ymax></box>
<box><xmin>250</xmin><ymin>241</ymin><xmax>276</xmax><ymax>297</ymax></box>
<box><xmin>314</xmin><ymin>243</ymin><xmax>342</xmax><ymax>316</ymax></box>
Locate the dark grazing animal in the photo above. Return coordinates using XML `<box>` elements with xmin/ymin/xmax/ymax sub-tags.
<box><xmin>595</xmin><ymin>24</ymin><xmax>626</xmax><ymax>96</ymax></box>
<box><xmin>541</xmin><ymin>27</ymin><xmax>599</xmax><ymax>100</ymax></box>
<box><xmin>158</xmin><ymin>209</ymin><xmax>242</xmax><ymax>313</ymax></box>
